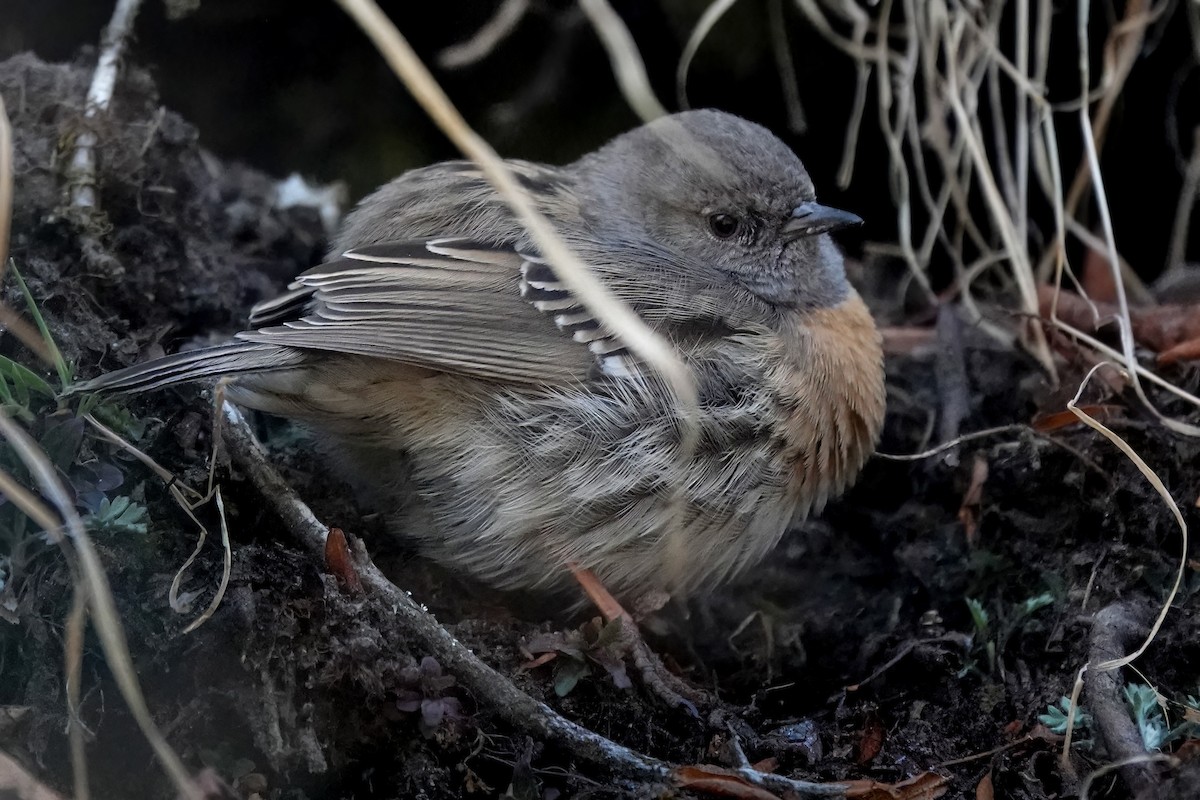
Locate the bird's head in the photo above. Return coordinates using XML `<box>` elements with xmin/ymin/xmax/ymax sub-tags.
<box><xmin>573</xmin><ymin>109</ymin><xmax>861</xmax><ymax>311</ymax></box>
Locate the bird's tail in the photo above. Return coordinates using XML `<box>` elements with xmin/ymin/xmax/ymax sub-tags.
<box><xmin>68</xmin><ymin>341</ymin><xmax>307</xmax><ymax>395</ymax></box>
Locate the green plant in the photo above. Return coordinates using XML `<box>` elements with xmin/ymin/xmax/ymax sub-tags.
<box><xmin>523</xmin><ymin>617</ymin><xmax>633</xmax><ymax>697</ymax></box>
<box><xmin>961</xmin><ymin>591</ymin><xmax>1058</xmax><ymax>678</ymax></box>
<box><xmin>84</xmin><ymin>496</ymin><xmax>149</xmax><ymax>536</ymax></box>
<box><xmin>1125</xmin><ymin>683</ymin><xmax>1170</xmax><ymax>750</ymax></box>
<box><xmin>1039</xmin><ymin>695</ymin><xmax>1093</xmax><ymax>735</ymax></box>
<box><xmin>0</xmin><ymin>263</ymin><xmax>151</xmax><ymax>575</ymax></box>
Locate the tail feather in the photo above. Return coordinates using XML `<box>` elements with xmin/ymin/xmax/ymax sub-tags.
<box><xmin>69</xmin><ymin>342</ymin><xmax>307</xmax><ymax>395</ymax></box>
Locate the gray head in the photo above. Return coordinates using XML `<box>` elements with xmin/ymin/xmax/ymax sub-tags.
<box><xmin>571</xmin><ymin>109</ymin><xmax>860</xmax><ymax>310</ymax></box>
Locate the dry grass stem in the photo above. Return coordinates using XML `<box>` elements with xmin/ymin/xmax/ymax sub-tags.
<box><xmin>768</xmin><ymin>0</ymin><xmax>806</xmax><ymax>133</ymax></box>
<box><xmin>578</xmin><ymin>0</ymin><xmax>667</xmax><ymax>122</ymax></box>
<box><xmin>0</xmin><ymin>93</ymin><xmax>12</xmax><ymax>276</ymax></box>
<box><xmin>0</xmin><ymin>413</ymin><xmax>202</xmax><ymax>800</ymax></box>
<box><xmin>1067</xmin><ymin>366</ymin><xmax>1189</xmax><ymax>672</ymax></box>
<box><xmin>437</xmin><ymin>0</ymin><xmax>530</xmax><ymax>69</ymax></box>
<box><xmin>677</xmin><ymin>0</ymin><xmax>742</xmax><ymax>111</ymax></box>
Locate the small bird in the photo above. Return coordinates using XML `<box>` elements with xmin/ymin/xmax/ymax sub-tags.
<box><xmin>75</xmin><ymin>110</ymin><xmax>886</xmax><ymax>603</ymax></box>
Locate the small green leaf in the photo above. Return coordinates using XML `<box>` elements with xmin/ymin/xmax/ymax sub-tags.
<box><xmin>1017</xmin><ymin>593</ymin><xmax>1055</xmax><ymax>617</ymax></box>
<box><xmin>552</xmin><ymin>657</ymin><xmax>590</xmax><ymax>697</ymax></box>
<box><xmin>1124</xmin><ymin>683</ymin><xmax>1169</xmax><ymax>750</ymax></box>
<box><xmin>8</xmin><ymin>261</ymin><xmax>71</xmax><ymax>388</ymax></box>
<box><xmin>0</xmin><ymin>357</ymin><xmax>55</xmax><ymax>400</ymax></box>
<box><xmin>85</xmin><ymin>496</ymin><xmax>149</xmax><ymax>535</ymax></box>
<box><xmin>1038</xmin><ymin>696</ymin><xmax>1091</xmax><ymax>734</ymax></box>
<box><xmin>965</xmin><ymin>598</ymin><xmax>989</xmax><ymax>634</ymax></box>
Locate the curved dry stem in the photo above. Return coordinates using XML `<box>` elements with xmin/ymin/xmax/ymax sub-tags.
<box><xmin>0</xmin><ymin>93</ymin><xmax>11</xmax><ymax>277</ymax></box>
<box><xmin>1067</xmin><ymin>366</ymin><xmax>1189</xmax><ymax>671</ymax></box>
<box><xmin>676</xmin><ymin>0</ymin><xmax>742</xmax><ymax>111</ymax></box>
<box><xmin>437</xmin><ymin>0</ymin><xmax>530</xmax><ymax>69</ymax></box>
<box><xmin>578</xmin><ymin>0</ymin><xmax>666</xmax><ymax>122</ymax></box>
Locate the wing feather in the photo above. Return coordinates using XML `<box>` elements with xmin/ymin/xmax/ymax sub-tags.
<box><xmin>237</xmin><ymin>239</ymin><xmax>632</xmax><ymax>386</ymax></box>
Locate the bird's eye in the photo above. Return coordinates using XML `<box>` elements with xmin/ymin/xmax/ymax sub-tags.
<box><xmin>708</xmin><ymin>213</ymin><xmax>740</xmax><ymax>239</ymax></box>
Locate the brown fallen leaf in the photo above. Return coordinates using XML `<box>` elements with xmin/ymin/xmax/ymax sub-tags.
<box><xmin>957</xmin><ymin>455</ymin><xmax>988</xmax><ymax>548</ymax></box>
<box><xmin>844</xmin><ymin>771</ymin><xmax>949</xmax><ymax>800</ymax></box>
<box><xmin>1038</xmin><ymin>285</ymin><xmax>1200</xmax><ymax>356</ymax></box>
<box><xmin>518</xmin><ymin>651</ymin><xmax>558</xmax><ymax>671</ymax></box>
<box><xmin>324</xmin><ymin>527</ymin><xmax>362</xmax><ymax>593</ymax></box>
<box><xmin>975</xmin><ymin>770</ymin><xmax>994</xmax><ymax>800</ymax></box>
<box><xmin>750</xmin><ymin>757</ymin><xmax>778</xmax><ymax>774</ymax></box>
<box><xmin>671</xmin><ymin>765</ymin><xmax>782</xmax><ymax>799</ymax></box>
<box><xmin>857</xmin><ymin>711</ymin><xmax>886</xmax><ymax>765</ymax></box>
<box><xmin>1157</xmin><ymin>336</ymin><xmax>1200</xmax><ymax>365</ymax></box>
<box><xmin>1081</xmin><ymin>245</ymin><xmax>1119</xmax><ymax>303</ymax></box>
<box><xmin>1031</xmin><ymin>404</ymin><xmax>1123</xmax><ymax>433</ymax></box>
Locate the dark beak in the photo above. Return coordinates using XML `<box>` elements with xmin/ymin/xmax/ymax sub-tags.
<box><xmin>783</xmin><ymin>202</ymin><xmax>863</xmax><ymax>239</ymax></box>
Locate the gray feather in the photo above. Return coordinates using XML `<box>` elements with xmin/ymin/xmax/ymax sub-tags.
<box><xmin>69</xmin><ymin>342</ymin><xmax>306</xmax><ymax>394</ymax></box>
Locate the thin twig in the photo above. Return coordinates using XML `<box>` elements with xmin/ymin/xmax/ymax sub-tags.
<box><xmin>67</xmin><ymin>0</ymin><xmax>145</xmax><ymax>213</ymax></box>
<box><xmin>1163</xmin><ymin>126</ymin><xmax>1200</xmax><ymax>280</ymax></box>
<box><xmin>1082</xmin><ymin>602</ymin><xmax>1160</xmax><ymax>796</ymax></box>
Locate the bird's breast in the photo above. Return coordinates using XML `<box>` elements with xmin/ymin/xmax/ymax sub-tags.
<box><xmin>766</xmin><ymin>291</ymin><xmax>886</xmax><ymax>515</ymax></box>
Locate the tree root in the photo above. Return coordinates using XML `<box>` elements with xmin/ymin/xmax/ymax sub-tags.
<box><xmin>1084</xmin><ymin>600</ymin><xmax>1162</xmax><ymax>797</ymax></box>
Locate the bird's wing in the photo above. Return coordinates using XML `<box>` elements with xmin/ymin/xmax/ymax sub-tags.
<box><xmin>236</xmin><ymin>238</ymin><xmax>638</xmax><ymax>385</ymax></box>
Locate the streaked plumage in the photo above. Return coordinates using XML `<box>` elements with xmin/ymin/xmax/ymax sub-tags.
<box><xmin>74</xmin><ymin>110</ymin><xmax>886</xmax><ymax>599</ymax></box>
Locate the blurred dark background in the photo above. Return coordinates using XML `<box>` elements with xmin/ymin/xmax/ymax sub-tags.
<box><xmin>2</xmin><ymin>0</ymin><xmax>1198</xmax><ymax>284</ymax></box>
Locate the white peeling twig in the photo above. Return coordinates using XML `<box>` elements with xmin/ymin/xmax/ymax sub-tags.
<box><xmin>67</xmin><ymin>0</ymin><xmax>144</xmax><ymax>212</ymax></box>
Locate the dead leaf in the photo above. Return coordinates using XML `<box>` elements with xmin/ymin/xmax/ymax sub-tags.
<box><xmin>1157</xmin><ymin>337</ymin><xmax>1200</xmax><ymax>365</ymax></box>
<box><xmin>857</xmin><ymin>711</ymin><xmax>886</xmax><ymax>765</ymax></box>
<box><xmin>1031</xmin><ymin>404</ymin><xmax>1123</xmax><ymax>433</ymax></box>
<box><xmin>519</xmin><ymin>651</ymin><xmax>558</xmax><ymax>671</ymax></box>
<box><xmin>324</xmin><ymin>527</ymin><xmax>362</xmax><ymax>593</ymax></box>
<box><xmin>750</xmin><ymin>757</ymin><xmax>778</xmax><ymax>774</ymax></box>
<box><xmin>974</xmin><ymin>771</ymin><xmax>994</xmax><ymax>800</ymax></box>
<box><xmin>1038</xmin><ymin>285</ymin><xmax>1200</xmax><ymax>355</ymax></box>
<box><xmin>1081</xmin><ymin>245</ymin><xmax>1119</xmax><ymax>303</ymax></box>
<box><xmin>957</xmin><ymin>456</ymin><xmax>988</xmax><ymax>547</ymax></box>
<box><xmin>671</xmin><ymin>765</ymin><xmax>782</xmax><ymax>799</ymax></box>
<box><xmin>844</xmin><ymin>771</ymin><xmax>949</xmax><ymax>800</ymax></box>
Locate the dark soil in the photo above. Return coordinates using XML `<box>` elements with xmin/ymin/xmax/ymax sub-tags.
<box><xmin>1</xmin><ymin>52</ymin><xmax>1199</xmax><ymax>800</ymax></box>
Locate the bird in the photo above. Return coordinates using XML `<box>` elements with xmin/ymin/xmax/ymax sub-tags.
<box><xmin>73</xmin><ymin>109</ymin><xmax>886</xmax><ymax>606</ymax></box>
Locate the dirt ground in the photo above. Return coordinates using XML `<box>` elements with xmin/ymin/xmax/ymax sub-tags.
<box><xmin>1</xmin><ymin>52</ymin><xmax>1199</xmax><ymax>800</ymax></box>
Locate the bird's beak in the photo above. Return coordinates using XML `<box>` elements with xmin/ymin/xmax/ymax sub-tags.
<box><xmin>783</xmin><ymin>202</ymin><xmax>863</xmax><ymax>240</ymax></box>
